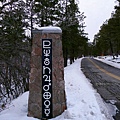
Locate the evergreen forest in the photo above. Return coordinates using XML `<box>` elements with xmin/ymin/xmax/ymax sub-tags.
<box><xmin>0</xmin><ymin>0</ymin><xmax>120</xmax><ymax>111</ymax></box>
<box><xmin>0</xmin><ymin>0</ymin><xmax>88</xmax><ymax>110</ymax></box>
<box><xmin>93</xmin><ymin>0</ymin><xmax>120</xmax><ymax>58</ymax></box>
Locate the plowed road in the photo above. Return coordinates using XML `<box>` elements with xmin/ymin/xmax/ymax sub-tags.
<box><xmin>81</xmin><ymin>58</ymin><xmax>120</xmax><ymax>119</ymax></box>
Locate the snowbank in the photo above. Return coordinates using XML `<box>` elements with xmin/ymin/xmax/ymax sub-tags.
<box><xmin>96</xmin><ymin>55</ymin><xmax>120</xmax><ymax>69</ymax></box>
<box><xmin>0</xmin><ymin>58</ymin><xmax>116</xmax><ymax>120</ymax></box>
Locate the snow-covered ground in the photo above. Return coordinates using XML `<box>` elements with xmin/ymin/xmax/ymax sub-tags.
<box><xmin>95</xmin><ymin>55</ymin><xmax>120</xmax><ymax>69</ymax></box>
<box><xmin>0</xmin><ymin>56</ymin><xmax>120</xmax><ymax>120</ymax></box>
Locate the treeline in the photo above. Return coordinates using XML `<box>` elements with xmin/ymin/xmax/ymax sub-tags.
<box><xmin>93</xmin><ymin>0</ymin><xmax>120</xmax><ymax>57</ymax></box>
<box><xmin>0</xmin><ymin>0</ymin><xmax>30</xmax><ymax>110</ymax></box>
<box><xmin>0</xmin><ymin>0</ymin><xmax>88</xmax><ymax>109</ymax></box>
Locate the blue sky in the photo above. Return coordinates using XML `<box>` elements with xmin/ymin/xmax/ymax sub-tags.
<box><xmin>78</xmin><ymin>0</ymin><xmax>117</xmax><ymax>41</ymax></box>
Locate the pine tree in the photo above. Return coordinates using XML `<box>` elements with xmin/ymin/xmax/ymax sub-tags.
<box><xmin>33</xmin><ymin>0</ymin><xmax>60</xmax><ymax>26</ymax></box>
<box><xmin>59</xmin><ymin>0</ymin><xmax>88</xmax><ymax>66</ymax></box>
<box><xmin>0</xmin><ymin>0</ymin><xmax>30</xmax><ymax>106</ymax></box>
<box><xmin>93</xmin><ymin>1</ymin><xmax>120</xmax><ymax>56</ymax></box>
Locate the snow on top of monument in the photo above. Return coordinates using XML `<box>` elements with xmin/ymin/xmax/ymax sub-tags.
<box><xmin>34</xmin><ymin>26</ymin><xmax>62</xmax><ymax>33</ymax></box>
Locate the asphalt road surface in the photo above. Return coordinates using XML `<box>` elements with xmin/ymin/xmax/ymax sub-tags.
<box><xmin>81</xmin><ymin>58</ymin><xmax>120</xmax><ymax>120</ymax></box>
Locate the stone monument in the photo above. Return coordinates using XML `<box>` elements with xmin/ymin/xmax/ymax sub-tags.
<box><xmin>28</xmin><ymin>26</ymin><xmax>66</xmax><ymax>119</ymax></box>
